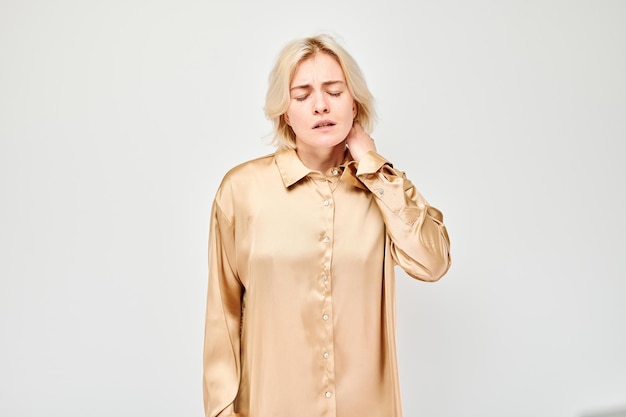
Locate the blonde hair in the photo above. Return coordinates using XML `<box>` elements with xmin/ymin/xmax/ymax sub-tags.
<box><xmin>264</xmin><ymin>34</ymin><xmax>376</xmax><ymax>150</ymax></box>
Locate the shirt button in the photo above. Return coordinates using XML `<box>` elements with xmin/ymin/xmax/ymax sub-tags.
<box><xmin>323</xmin><ymin>236</ymin><xmax>330</xmax><ymax>243</ymax></box>
<box><xmin>323</xmin><ymin>200</ymin><xmax>330</xmax><ymax>206</ymax></box>
<box><xmin>332</xmin><ymin>169</ymin><xmax>339</xmax><ymax>175</ymax></box>
<box><xmin>323</xmin><ymin>352</ymin><xmax>329</xmax><ymax>359</ymax></box>
<box><xmin>322</xmin><ymin>314</ymin><xmax>329</xmax><ymax>321</ymax></box>
<box><xmin>376</xmin><ymin>188</ymin><xmax>384</xmax><ymax>195</ymax></box>
<box><xmin>322</xmin><ymin>274</ymin><xmax>328</xmax><ymax>281</ymax></box>
<box><xmin>325</xmin><ymin>391</ymin><xmax>332</xmax><ymax>398</ymax></box>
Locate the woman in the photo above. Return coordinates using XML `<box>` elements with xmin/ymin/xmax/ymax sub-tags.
<box><xmin>203</xmin><ymin>34</ymin><xmax>451</xmax><ymax>417</ymax></box>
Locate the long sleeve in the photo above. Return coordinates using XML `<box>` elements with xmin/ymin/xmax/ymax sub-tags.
<box><xmin>203</xmin><ymin>199</ymin><xmax>243</xmax><ymax>417</ymax></box>
<box><xmin>347</xmin><ymin>151</ymin><xmax>451</xmax><ymax>281</ymax></box>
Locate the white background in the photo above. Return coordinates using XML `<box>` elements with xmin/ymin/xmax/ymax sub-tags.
<box><xmin>1</xmin><ymin>1</ymin><xmax>625</xmax><ymax>416</ymax></box>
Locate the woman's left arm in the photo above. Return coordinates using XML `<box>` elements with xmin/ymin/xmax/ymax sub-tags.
<box><xmin>346</xmin><ymin>124</ymin><xmax>451</xmax><ymax>281</ymax></box>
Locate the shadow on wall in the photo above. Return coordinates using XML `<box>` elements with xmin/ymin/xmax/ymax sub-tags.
<box><xmin>580</xmin><ymin>407</ymin><xmax>626</xmax><ymax>417</ymax></box>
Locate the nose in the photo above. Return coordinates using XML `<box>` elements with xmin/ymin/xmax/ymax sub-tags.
<box><xmin>313</xmin><ymin>93</ymin><xmax>329</xmax><ymax>114</ymax></box>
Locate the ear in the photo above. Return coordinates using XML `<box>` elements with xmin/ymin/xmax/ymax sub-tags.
<box><xmin>353</xmin><ymin>102</ymin><xmax>357</xmax><ymax>119</ymax></box>
<box><xmin>283</xmin><ymin>113</ymin><xmax>291</xmax><ymax>126</ymax></box>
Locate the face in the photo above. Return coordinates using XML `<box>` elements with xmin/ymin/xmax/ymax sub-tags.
<box><xmin>285</xmin><ymin>53</ymin><xmax>356</xmax><ymax>150</ymax></box>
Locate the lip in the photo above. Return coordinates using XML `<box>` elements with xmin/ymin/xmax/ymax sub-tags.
<box><xmin>312</xmin><ymin>119</ymin><xmax>336</xmax><ymax>129</ymax></box>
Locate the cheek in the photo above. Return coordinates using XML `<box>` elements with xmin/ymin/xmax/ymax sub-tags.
<box><xmin>284</xmin><ymin>107</ymin><xmax>301</xmax><ymax>128</ymax></box>
<box><xmin>287</xmin><ymin>109</ymin><xmax>309</xmax><ymax>131</ymax></box>
<box><xmin>338</xmin><ymin>123</ymin><xmax>352</xmax><ymax>139</ymax></box>
<box><xmin>340</xmin><ymin>101</ymin><xmax>356</xmax><ymax>123</ymax></box>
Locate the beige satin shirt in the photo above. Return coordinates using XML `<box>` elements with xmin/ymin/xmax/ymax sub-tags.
<box><xmin>203</xmin><ymin>149</ymin><xmax>451</xmax><ymax>417</ymax></box>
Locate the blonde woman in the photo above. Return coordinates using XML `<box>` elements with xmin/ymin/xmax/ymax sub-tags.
<box><xmin>203</xmin><ymin>34</ymin><xmax>451</xmax><ymax>417</ymax></box>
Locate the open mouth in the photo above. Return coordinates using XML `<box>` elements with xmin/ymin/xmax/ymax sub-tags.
<box><xmin>313</xmin><ymin>121</ymin><xmax>336</xmax><ymax>129</ymax></box>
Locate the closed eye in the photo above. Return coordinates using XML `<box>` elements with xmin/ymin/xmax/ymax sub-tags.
<box><xmin>294</xmin><ymin>94</ymin><xmax>309</xmax><ymax>102</ymax></box>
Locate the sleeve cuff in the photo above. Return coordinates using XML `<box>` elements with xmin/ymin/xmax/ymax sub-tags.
<box><xmin>355</xmin><ymin>151</ymin><xmax>392</xmax><ymax>176</ymax></box>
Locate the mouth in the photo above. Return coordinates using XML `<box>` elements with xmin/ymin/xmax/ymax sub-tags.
<box><xmin>313</xmin><ymin>120</ymin><xmax>336</xmax><ymax>129</ymax></box>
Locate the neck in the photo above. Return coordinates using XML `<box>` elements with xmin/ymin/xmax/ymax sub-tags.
<box><xmin>295</xmin><ymin>141</ymin><xmax>347</xmax><ymax>173</ymax></box>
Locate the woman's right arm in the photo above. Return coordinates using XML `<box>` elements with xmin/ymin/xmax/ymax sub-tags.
<box><xmin>203</xmin><ymin>199</ymin><xmax>243</xmax><ymax>417</ymax></box>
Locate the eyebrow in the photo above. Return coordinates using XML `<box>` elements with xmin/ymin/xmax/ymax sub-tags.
<box><xmin>290</xmin><ymin>80</ymin><xmax>345</xmax><ymax>91</ymax></box>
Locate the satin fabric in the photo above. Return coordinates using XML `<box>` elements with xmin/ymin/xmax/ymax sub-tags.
<box><xmin>203</xmin><ymin>149</ymin><xmax>451</xmax><ymax>417</ymax></box>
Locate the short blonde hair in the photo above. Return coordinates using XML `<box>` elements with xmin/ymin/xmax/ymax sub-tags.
<box><xmin>264</xmin><ymin>34</ymin><xmax>376</xmax><ymax>150</ymax></box>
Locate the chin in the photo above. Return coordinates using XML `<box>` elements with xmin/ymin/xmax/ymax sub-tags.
<box><xmin>297</xmin><ymin>135</ymin><xmax>344</xmax><ymax>149</ymax></box>
<box><xmin>318</xmin><ymin>138</ymin><xmax>347</xmax><ymax>148</ymax></box>
<box><xmin>319</xmin><ymin>131</ymin><xmax>350</xmax><ymax>147</ymax></box>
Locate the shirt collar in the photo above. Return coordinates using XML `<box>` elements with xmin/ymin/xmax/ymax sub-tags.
<box><xmin>274</xmin><ymin>148</ymin><xmax>314</xmax><ymax>188</ymax></box>
<box><xmin>274</xmin><ymin>148</ymin><xmax>366</xmax><ymax>189</ymax></box>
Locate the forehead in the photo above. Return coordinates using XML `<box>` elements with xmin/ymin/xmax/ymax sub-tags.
<box><xmin>291</xmin><ymin>53</ymin><xmax>346</xmax><ymax>86</ymax></box>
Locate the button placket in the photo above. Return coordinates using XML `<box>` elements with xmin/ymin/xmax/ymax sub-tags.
<box><xmin>318</xmin><ymin>181</ymin><xmax>336</xmax><ymax>412</ymax></box>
